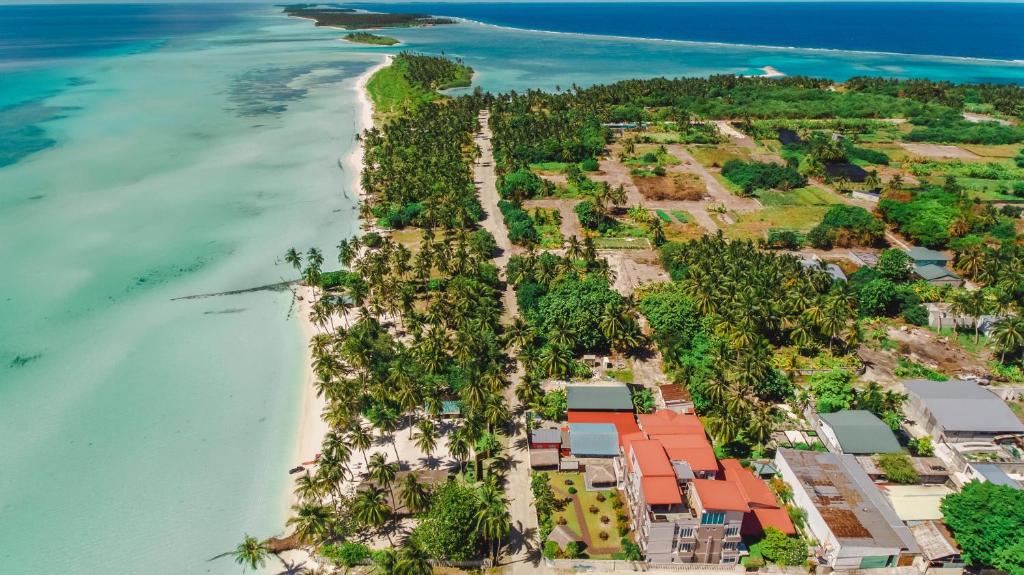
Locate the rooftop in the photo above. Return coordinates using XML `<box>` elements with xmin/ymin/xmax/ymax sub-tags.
<box><xmin>906</xmin><ymin>246</ymin><xmax>949</xmax><ymax>262</ymax></box>
<box><xmin>776</xmin><ymin>449</ymin><xmax>919</xmax><ymax>552</ymax></box>
<box><xmin>529</xmin><ymin>448</ymin><xmax>560</xmax><ymax>469</ymax></box>
<box><xmin>880</xmin><ymin>484</ymin><xmax>953</xmax><ymax>522</ymax></box>
<box><xmin>567</xmin><ymin>423</ymin><xmax>620</xmax><ymax>457</ymax></box>
<box><xmin>720</xmin><ymin>459</ymin><xmax>778</xmax><ymax>508</ymax></box>
<box><xmin>630</xmin><ymin>439</ymin><xmax>675</xmax><ymax>477</ymax></box>
<box><xmin>819</xmin><ymin>410</ymin><xmax>902</xmax><ymax>454</ymax></box>
<box><xmin>642</xmin><ymin>476</ymin><xmax>684</xmax><ymax>505</ymax></box>
<box><xmin>658</xmin><ymin>383</ymin><xmax>692</xmax><ymax>404</ymax></box>
<box><xmin>910</xmin><ymin>521</ymin><xmax>961</xmax><ymax>562</ymax></box>
<box><xmin>904</xmin><ymin>380</ymin><xmax>1024</xmax><ymax>434</ymax></box>
<box><xmin>973</xmin><ymin>463</ymin><xmax>1023</xmax><ymax>489</ymax></box>
<box><xmin>692</xmin><ymin>479</ymin><xmax>750</xmax><ymax>512</ymax></box>
<box><xmin>566</xmin><ymin>384</ymin><xmax>633</xmax><ymax>411</ymax></box>
<box><xmin>638</xmin><ymin>410</ymin><xmax>705</xmax><ymax>436</ymax></box>
<box><xmin>531</xmin><ymin>427</ymin><xmax>562</xmax><ymax>445</ymax></box>
<box><xmin>914</xmin><ymin>264</ymin><xmax>960</xmax><ymax>281</ymax></box>
<box><xmin>568</xmin><ymin>410</ymin><xmax>641</xmax><ymax>449</ymax></box>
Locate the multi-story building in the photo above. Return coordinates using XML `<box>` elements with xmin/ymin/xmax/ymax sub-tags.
<box><xmin>622</xmin><ymin>410</ymin><xmax>793</xmax><ymax>564</ymax></box>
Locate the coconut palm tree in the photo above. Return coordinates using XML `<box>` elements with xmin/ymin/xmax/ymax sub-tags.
<box><xmin>413</xmin><ymin>419</ymin><xmax>438</xmax><ymax>457</ymax></box>
<box><xmin>475</xmin><ymin>482</ymin><xmax>511</xmax><ymax>565</ymax></box>
<box><xmin>368</xmin><ymin>453</ymin><xmax>399</xmax><ymax>507</ymax></box>
<box><xmin>395</xmin><ymin>541</ymin><xmax>432</xmax><ymax>575</ymax></box>
<box><xmin>293</xmin><ymin>472</ymin><xmax>322</xmax><ymax>504</ymax></box>
<box><xmin>286</xmin><ymin>503</ymin><xmax>332</xmax><ymax>547</ymax></box>
<box><xmin>448</xmin><ymin>426</ymin><xmax>471</xmax><ymax>473</ymax></box>
<box><xmin>399</xmin><ymin>472</ymin><xmax>430</xmax><ymax>514</ymax></box>
<box><xmin>992</xmin><ymin>316</ymin><xmax>1024</xmax><ymax>363</ymax></box>
<box><xmin>219</xmin><ymin>534</ymin><xmax>271</xmax><ymax>572</ymax></box>
<box><xmin>352</xmin><ymin>486</ymin><xmax>392</xmax><ymax>543</ymax></box>
<box><xmin>284</xmin><ymin>248</ymin><xmax>303</xmax><ymax>275</ymax></box>
<box><xmin>348</xmin><ymin>422</ymin><xmax>374</xmax><ymax>467</ymax></box>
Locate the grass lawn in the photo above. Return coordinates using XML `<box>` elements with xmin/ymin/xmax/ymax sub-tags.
<box><xmin>725</xmin><ymin>205</ymin><xmax>831</xmax><ymax>240</ymax></box>
<box><xmin>366</xmin><ymin>59</ymin><xmax>439</xmax><ymax>122</ymax></box>
<box><xmin>1010</xmin><ymin>401</ymin><xmax>1024</xmax><ymax>424</ymax></box>
<box><xmin>670</xmin><ymin>210</ymin><xmax>690</xmax><ymax>223</ymax></box>
<box><xmin>537</xmin><ymin>223</ymin><xmax>565</xmax><ymax>249</ymax></box>
<box><xmin>530</xmin><ymin>161</ymin><xmax>571</xmax><ymax>174</ymax></box>
<box><xmin>756</xmin><ymin>186</ymin><xmax>844</xmax><ymax>208</ymax></box>
<box><xmin>687</xmin><ymin>144</ymin><xmax>751</xmax><ymax>168</ymax></box>
<box><xmin>606</xmin><ymin>368</ymin><xmax>634</xmax><ymax>384</ymax></box>
<box><xmin>593</xmin><ymin>237</ymin><xmax>652</xmax><ymax>250</ymax></box>
<box><xmin>654</xmin><ymin>209</ymin><xmax>674</xmax><ymax>223</ymax></box>
<box><xmin>548</xmin><ymin>472</ymin><xmax>624</xmax><ymax>558</ymax></box>
<box><xmin>741</xmin><ymin>537</ymin><xmax>765</xmax><ymax>568</ymax></box>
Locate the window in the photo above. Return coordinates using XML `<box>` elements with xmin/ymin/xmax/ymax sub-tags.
<box><xmin>677</xmin><ymin>543</ymin><xmax>692</xmax><ymax>553</ymax></box>
<box><xmin>725</xmin><ymin>526</ymin><xmax>739</xmax><ymax>537</ymax></box>
<box><xmin>723</xmin><ymin>542</ymin><xmax>738</xmax><ymax>551</ymax></box>
<box><xmin>701</xmin><ymin>511</ymin><xmax>725</xmax><ymax>525</ymax></box>
<box><xmin>677</xmin><ymin>527</ymin><xmax>694</xmax><ymax>538</ymax></box>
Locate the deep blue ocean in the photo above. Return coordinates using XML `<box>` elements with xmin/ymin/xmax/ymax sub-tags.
<box><xmin>358</xmin><ymin>1</ymin><xmax>1024</xmax><ymax>61</ymax></box>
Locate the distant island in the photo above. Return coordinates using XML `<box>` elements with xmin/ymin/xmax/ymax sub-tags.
<box><xmin>282</xmin><ymin>5</ymin><xmax>456</xmax><ymax>29</ymax></box>
<box><xmin>344</xmin><ymin>32</ymin><xmax>399</xmax><ymax>46</ymax></box>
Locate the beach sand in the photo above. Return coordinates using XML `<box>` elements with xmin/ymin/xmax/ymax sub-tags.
<box><xmin>761</xmin><ymin>65</ymin><xmax>786</xmax><ymax>77</ymax></box>
<box><xmin>287</xmin><ymin>55</ymin><xmax>389</xmax><ymax>495</ymax></box>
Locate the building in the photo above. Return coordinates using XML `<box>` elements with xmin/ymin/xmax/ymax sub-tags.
<box><xmin>566</xmin><ymin>384</ymin><xmax>633</xmax><ymax>412</ymax></box>
<box><xmin>622</xmin><ymin>411</ymin><xmax>792</xmax><ymax>564</ymax></box>
<box><xmin>904</xmin><ymin>380</ymin><xmax>1024</xmax><ymax>443</ymax></box>
<box><xmin>825</xmin><ymin>162</ymin><xmax>869</xmax><ymax>184</ymax></box>
<box><xmin>530</xmin><ymin>427</ymin><xmax>562</xmax><ymax>450</ymax></box>
<box><xmin>567</xmin><ymin>423</ymin><xmax>620</xmax><ymax>458</ymax></box>
<box><xmin>658</xmin><ymin>383</ymin><xmax>694</xmax><ymax>414</ymax></box>
<box><xmin>800</xmin><ymin>257</ymin><xmax>848</xmax><ymax>282</ymax></box>
<box><xmin>529</xmin><ymin>448</ymin><xmax>559</xmax><ymax>470</ymax></box>
<box><xmin>775</xmin><ymin>449</ymin><xmax>920</xmax><ymax>569</ymax></box>
<box><xmin>914</xmin><ymin>264</ymin><xmax>963</xmax><ymax>287</ymax></box>
<box><xmin>905</xmin><ymin>247</ymin><xmax>962</xmax><ymax>287</ymax></box>
<box><xmin>856</xmin><ymin>456</ymin><xmax>952</xmax><ymax>485</ymax></box>
<box><xmin>925</xmin><ymin>302</ymin><xmax>1005</xmax><ymax>336</ymax></box>
<box><xmin>909</xmin><ymin>521</ymin><xmax>964</xmax><ymax>570</ymax></box>
<box><xmin>818</xmin><ymin>410</ymin><xmax>902</xmax><ymax>455</ymax></box>
<box><xmin>970</xmin><ymin>463</ymin><xmax>1023</xmax><ymax>489</ymax></box>
<box><xmin>878</xmin><ymin>484</ymin><xmax>954</xmax><ymax>523</ymax></box>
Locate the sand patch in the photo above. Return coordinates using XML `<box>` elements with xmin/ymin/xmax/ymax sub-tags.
<box><xmin>900</xmin><ymin>143</ymin><xmax>981</xmax><ymax>160</ymax></box>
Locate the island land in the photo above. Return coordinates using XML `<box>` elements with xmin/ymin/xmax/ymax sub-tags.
<box><xmin>231</xmin><ymin>14</ymin><xmax>1024</xmax><ymax>575</ymax></box>
<box><xmin>344</xmin><ymin>32</ymin><xmax>399</xmax><ymax>46</ymax></box>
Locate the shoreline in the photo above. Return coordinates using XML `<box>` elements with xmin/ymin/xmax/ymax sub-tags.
<box><xmin>286</xmin><ymin>54</ymin><xmax>389</xmax><ymax>509</ymax></box>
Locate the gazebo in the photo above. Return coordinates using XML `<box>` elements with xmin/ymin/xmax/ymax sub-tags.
<box><xmin>547</xmin><ymin>524</ymin><xmax>579</xmax><ymax>550</ymax></box>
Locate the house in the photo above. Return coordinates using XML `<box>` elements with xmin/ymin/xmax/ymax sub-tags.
<box><xmin>800</xmin><ymin>257</ymin><xmax>848</xmax><ymax>282</ymax></box>
<box><xmin>906</xmin><ymin>247</ymin><xmax>950</xmax><ymax>268</ymax></box>
<box><xmin>904</xmin><ymin>380</ymin><xmax>1024</xmax><ymax>443</ymax></box>
<box><xmin>913</xmin><ymin>264</ymin><xmax>962</xmax><ymax>287</ymax></box>
<box><xmin>622</xmin><ymin>411</ymin><xmax>789</xmax><ymax>564</ymax></box>
<box><xmin>817</xmin><ymin>410</ymin><xmax>902</xmax><ymax>455</ymax></box>
<box><xmin>925</xmin><ymin>302</ymin><xmax>1005</xmax><ymax>336</ymax></box>
<box><xmin>909</xmin><ymin>521</ymin><xmax>964</xmax><ymax>569</ymax></box>
<box><xmin>529</xmin><ymin>448</ymin><xmax>560</xmax><ymax>470</ymax></box>
<box><xmin>530</xmin><ymin>427</ymin><xmax>562</xmax><ymax>450</ymax></box>
<box><xmin>440</xmin><ymin>400</ymin><xmax>461</xmax><ymax>418</ymax></box>
<box><xmin>584</xmin><ymin>461</ymin><xmax>617</xmax><ymax>491</ymax></box>
<box><xmin>567</xmin><ymin>423</ymin><xmax>620</xmax><ymax>458</ymax></box>
<box><xmin>357</xmin><ymin>469</ymin><xmax>450</xmax><ymax>515</ymax></box>
<box><xmin>970</xmin><ymin>463</ymin><xmax>1023</xmax><ymax>489</ymax></box>
<box><xmin>566</xmin><ymin>384</ymin><xmax>633</xmax><ymax>412</ymax></box>
<box><xmin>658</xmin><ymin>383</ymin><xmax>694</xmax><ymax>414</ymax></box>
<box><xmin>774</xmin><ymin>449</ymin><xmax>920</xmax><ymax>569</ymax></box>
<box><xmin>567</xmin><ymin>410</ymin><xmax>640</xmax><ymax>451</ymax></box>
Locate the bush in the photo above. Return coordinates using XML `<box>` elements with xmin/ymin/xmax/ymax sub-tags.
<box><xmin>574</xmin><ymin>200</ymin><xmax>602</xmax><ymax>230</ymax></box>
<box><xmin>601</xmin><ymin>515</ymin><xmax>610</xmax><ymax>524</ymax></box>
<box><xmin>876</xmin><ymin>248</ymin><xmax>913</xmax><ymax>282</ymax></box>
<box><xmin>567</xmin><ymin>486</ymin><xmax>577</xmax><ymax>495</ymax></box>
<box><xmin>877</xmin><ymin>453</ymin><xmax>920</xmax><ymax>484</ymax></box>
<box><xmin>565</xmin><ymin>541</ymin><xmax>586</xmax><ymax>559</ymax></box>
<box><xmin>499</xmin><ymin>168</ymin><xmax>546</xmax><ymax>200</ymax></box>
<box><xmin>620</xmin><ymin>538</ymin><xmax>643</xmax><ymax>561</ymax></box>
<box><xmin>596</xmin><ymin>493</ymin><xmax>607</xmax><ymax>503</ymax></box>
<box><xmin>556</xmin><ymin>516</ymin><xmax>567</xmax><ymax>526</ymax></box>
<box><xmin>809</xmin><ymin>205</ymin><xmax>886</xmax><ymax>248</ymax></box>
<box><xmin>320</xmin><ymin>542</ymin><xmax>370</xmax><ymax>568</ymax></box>
<box><xmin>721</xmin><ymin>159</ymin><xmax>807</xmax><ymax>191</ymax></box>
<box><xmin>909</xmin><ymin>436</ymin><xmax>935</xmax><ymax>457</ymax></box>
<box><xmin>542</xmin><ymin>540</ymin><xmax>560</xmax><ymax>560</ymax></box>
<box><xmin>807</xmin><ymin>225</ymin><xmax>834</xmax><ymax>250</ymax></box>
<box><xmin>765</xmin><ymin>228</ymin><xmax>804</xmax><ymax>250</ymax></box>
<box><xmin>581</xmin><ymin>157</ymin><xmax>600</xmax><ymax>171</ymax></box>
<box><xmin>902</xmin><ymin>304</ymin><xmax>929</xmax><ymax>326</ymax></box>
<box><xmin>848</xmin><ymin>145</ymin><xmax>890</xmax><ymax>165</ymax></box>
<box><xmin>599</xmin><ymin>531</ymin><xmax>610</xmax><ymax>540</ymax></box>
<box><xmin>641</xmin><ymin>151</ymin><xmax>658</xmax><ymax>163</ymax></box>
<box><xmin>760</xmin><ymin>527</ymin><xmax>808</xmax><ymax>566</ymax></box>
<box><xmin>589</xmin><ymin>505</ymin><xmax>599</xmax><ymax>514</ymax></box>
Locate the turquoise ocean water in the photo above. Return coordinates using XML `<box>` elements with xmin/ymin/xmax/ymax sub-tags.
<box><xmin>2</xmin><ymin>4</ymin><xmax>1023</xmax><ymax>574</ymax></box>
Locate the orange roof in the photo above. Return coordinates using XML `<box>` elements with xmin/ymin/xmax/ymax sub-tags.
<box><xmin>630</xmin><ymin>440</ymin><xmax>675</xmax><ymax>477</ymax></box>
<box><xmin>720</xmin><ymin>459</ymin><xmax>778</xmax><ymax>508</ymax></box>
<box><xmin>642</xmin><ymin>476</ymin><xmax>683</xmax><ymax>505</ymax></box>
<box><xmin>664</xmin><ymin>446</ymin><xmax>719</xmax><ymax>473</ymax></box>
<box><xmin>637</xmin><ymin>410</ymin><xmax>705</xmax><ymax>436</ymax></box>
<box><xmin>747</xmin><ymin>507</ymin><xmax>796</xmax><ymax>536</ymax></box>
<box><xmin>692</xmin><ymin>479</ymin><xmax>750</xmax><ymax>512</ymax></box>
<box><xmin>568</xmin><ymin>411</ymin><xmax>640</xmax><ymax>449</ymax></box>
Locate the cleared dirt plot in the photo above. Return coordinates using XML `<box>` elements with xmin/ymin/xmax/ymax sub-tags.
<box><xmin>602</xmin><ymin>250</ymin><xmax>670</xmax><ymax>296</ymax></box>
<box><xmin>900</xmin><ymin>143</ymin><xmax>982</xmax><ymax>160</ymax></box>
<box><xmin>633</xmin><ymin>172</ymin><xmax>706</xmax><ymax>201</ymax></box>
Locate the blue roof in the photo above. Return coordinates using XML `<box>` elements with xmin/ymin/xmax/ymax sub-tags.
<box><xmin>441</xmin><ymin>400</ymin><xmax>461</xmax><ymax>415</ymax></box>
<box><xmin>974</xmin><ymin>464</ymin><xmax>1022</xmax><ymax>489</ymax></box>
<box><xmin>568</xmin><ymin>423</ymin><xmax>619</xmax><ymax>456</ymax></box>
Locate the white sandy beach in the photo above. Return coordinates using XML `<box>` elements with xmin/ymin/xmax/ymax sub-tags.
<box><xmin>761</xmin><ymin>65</ymin><xmax>786</xmax><ymax>77</ymax></box>
<box><xmin>287</xmin><ymin>55</ymin><xmax>391</xmax><ymax>505</ymax></box>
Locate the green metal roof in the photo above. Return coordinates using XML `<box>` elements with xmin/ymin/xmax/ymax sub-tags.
<box><xmin>914</xmin><ymin>264</ymin><xmax>959</xmax><ymax>281</ymax></box>
<box><xmin>819</xmin><ymin>410</ymin><xmax>902</xmax><ymax>454</ymax></box>
<box><xmin>568</xmin><ymin>423</ymin><xmax>619</xmax><ymax>456</ymax></box>
<box><xmin>906</xmin><ymin>247</ymin><xmax>949</xmax><ymax>263</ymax></box>
<box><xmin>440</xmin><ymin>400</ymin><xmax>461</xmax><ymax>415</ymax></box>
<box><xmin>566</xmin><ymin>384</ymin><xmax>633</xmax><ymax>411</ymax></box>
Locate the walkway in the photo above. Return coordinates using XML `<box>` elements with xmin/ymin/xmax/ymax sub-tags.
<box><xmin>474</xmin><ymin>110</ymin><xmax>539</xmax><ymax>572</ymax></box>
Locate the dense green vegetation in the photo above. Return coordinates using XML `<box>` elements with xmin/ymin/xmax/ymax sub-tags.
<box><xmin>721</xmin><ymin>159</ymin><xmax>807</xmax><ymax>194</ymax></box>
<box><xmin>283</xmin><ymin>6</ymin><xmax>456</xmax><ymax>29</ymax></box>
<box><xmin>878</xmin><ymin>179</ymin><xmax>1016</xmax><ymax>248</ymax></box>
<box><xmin>941</xmin><ymin>481</ymin><xmax>1024</xmax><ymax>574</ymax></box>
<box><xmin>807</xmin><ymin>205</ymin><xmax>885</xmax><ymax>249</ymax></box>
<box><xmin>343</xmin><ymin>32</ymin><xmax>399</xmax><ymax>46</ymax></box>
<box><xmin>844</xmin><ymin>77</ymin><xmax>1024</xmax><ymax>121</ymax></box>
<box><xmin>366</xmin><ymin>52</ymin><xmax>474</xmax><ymax>120</ymax></box>
<box><xmin>876</xmin><ymin>453</ymin><xmax>919</xmax><ymax>484</ymax></box>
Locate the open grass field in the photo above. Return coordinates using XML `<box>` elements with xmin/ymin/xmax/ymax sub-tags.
<box><xmin>686</xmin><ymin>144</ymin><xmax>751</xmax><ymax>168</ymax></box>
<box><xmin>756</xmin><ymin>186</ymin><xmax>844</xmax><ymax>208</ymax></box>
<box><xmin>549</xmin><ymin>472</ymin><xmax>624</xmax><ymax>559</ymax></box>
<box><xmin>366</xmin><ymin>59</ymin><xmax>439</xmax><ymax>122</ymax></box>
<box><xmin>725</xmin><ymin>204</ymin><xmax>832</xmax><ymax>239</ymax></box>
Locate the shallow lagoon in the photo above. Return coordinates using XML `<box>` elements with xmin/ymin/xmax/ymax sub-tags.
<box><xmin>2</xmin><ymin>5</ymin><xmax>1023</xmax><ymax>574</ymax></box>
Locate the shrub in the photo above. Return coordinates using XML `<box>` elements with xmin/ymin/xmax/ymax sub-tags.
<box><xmin>589</xmin><ymin>505</ymin><xmax>599</xmax><ymax>514</ymax></box>
<box><xmin>653</xmin><ymin>165</ymin><xmax>667</xmax><ymax>176</ymax></box>
<box><xmin>567</xmin><ymin>486</ymin><xmax>577</xmax><ymax>495</ymax></box>
<box><xmin>556</xmin><ymin>516</ymin><xmax>567</xmax><ymax>526</ymax></box>
<box><xmin>498</xmin><ymin>168</ymin><xmax>546</xmax><ymax>200</ymax></box>
<box><xmin>599</xmin><ymin>531</ymin><xmax>610</xmax><ymax>540</ymax></box>
<box><xmin>642</xmin><ymin>151</ymin><xmax>658</xmax><ymax>163</ymax></box>
<box><xmin>902</xmin><ymin>304</ymin><xmax>929</xmax><ymax>326</ymax></box>
<box><xmin>620</xmin><ymin>538</ymin><xmax>643</xmax><ymax>561</ymax></box>
<box><xmin>565</xmin><ymin>541</ymin><xmax>586</xmax><ymax>559</ymax></box>
<box><xmin>877</xmin><ymin>453</ymin><xmax>920</xmax><ymax>484</ymax></box>
<box><xmin>601</xmin><ymin>515</ymin><xmax>610</xmax><ymax>524</ymax></box>
<box><xmin>564</xmin><ymin>478</ymin><xmax>574</xmax><ymax>485</ymax></box>
<box><xmin>809</xmin><ymin>205</ymin><xmax>885</xmax><ymax>248</ymax></box>
<box><xmin>760</xmin><ymin>527</ymin><xmax>809</xmax><ymax>566</ymax></box>
<box><xmin>320</xmin><ymin>542</ymin><xmax>370</xmax><ymax>568</ymax></box>
<box><xmin>909</xmin><ymin>436</ymin><xmax>935</xmax><ymax>457</ymax></box>
<box><xmin>721</xmin><ymin>159</ymin><xmax>806</xmax><ymax>191</ymax></box>
<box><xmin>596</xmin><ymin>493</ymin><xmax>607</xmax><ymax>503</ymax></box>
<box><xmin>581</xmin><ymin>157</ymin><xmax>600</xmax><ymax>171</ymax></box>
<box><xmin>542</xmin><ymin>540</ymin><xmax>560</xmax><ymax>560</ymax></box>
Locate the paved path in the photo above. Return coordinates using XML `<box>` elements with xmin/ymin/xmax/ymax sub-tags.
<box><xmin>474</xmin><ymin>111</ymin><xmax>539</xmax><ymax>572</ymax></box>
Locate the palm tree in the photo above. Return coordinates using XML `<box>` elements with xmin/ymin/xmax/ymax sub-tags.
<box><xmin>368</xmin><ymin>453</ymin><xmax>399</xmax><ymax>508</ymax></box>
<box><xmin>539</xmin><ymin>345</ymin><xmax>572</xmax><ymax>379</ymax></box>
<box><xmin>348</xmin><ymin>422</ymin><xmax>374</xmax><ymax>467</ymax></box>
<box><xmin>293</xmin><ymin>472</ymin><xmax>322</xmax><ymax>504</ymax></box>
<box><xmin>991</xmin><ymin>316</ymin><xmax>1024</xmax><ymax>363</ymax></box>
<box><xmin>286</xmin><ymin>503</ymin><xmax>332</xmax><ymax>547</ymax></box>
<box><xmin>399</xmin><ymin>472</ymin><xmax>430</xmax><ymax>514</ymax></box>
<box><xmin>284</xmin><ymin>248</ymin><xmax>303</xmax><ymax>275</ymax></box>
<box><xmin>352</xmin><ymin>486</ymin><xmax>392</xmax><ymax>543</ymax></box>
<box><xmin>395</xmin><ymin>541</ymin><xmax>432</xmax><ymax>575</ymax></box>
<box><xmin>413</xmin><ymin>419</ymin><xmax>438</xmax><ymax>456</ymax></box>
<box><xmin>448</xmin><ymin>426</ymin><xmax>471</xmax><ymax>473</ymax></box>
<box><xmin>475</xmin><ymin>482</ymin><xmax>511</xmax><ymax>565</ymax></box>
<box><xmin>219</xmin><ymin>534</ymin><xmax>271</xmax><ymax>572</ymax></box>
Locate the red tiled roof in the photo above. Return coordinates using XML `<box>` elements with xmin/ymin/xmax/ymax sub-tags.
<box><xmin>720</xmin><ymin>459</ymin><xmax>778</xmax><ymax>508</ymax></box>
<box><xmin>637</xmin><ymin>410</ymin><xmax>705</xmax><ymax>436</ymax></box>
<box><xmin>568</xmin><ymin>410</ymin><xmax>640</xmax><ymax>449</ymax></box>
<box><xmin>642</xmin><ymin>476</ymin><xmax>683</xmax><ymax>505</ymax></box>
<box><xmin>630</xmin><ymin>440</ymin><xmax>675</xmax><ymax>477</ymax></box>
<box><xmin>658</xmin><ymin>384</ymin><xmax>691</xmax><ymax>403</ymax></box>
<box><xmin>746</xmin><ymin>507</ymin><xmax>796</xmax><ymax>536</ymax></box>
<box><xmin>692</xmin><ymin>479</ymin><xmax>750</xmax><ymax>512</ymax></box>
<box><xmin>665</xmin><ymin>447</ymin><xmax>719</xmax><ymax>473</ymax></box>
